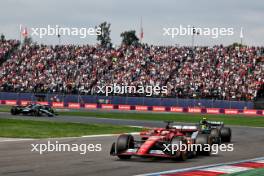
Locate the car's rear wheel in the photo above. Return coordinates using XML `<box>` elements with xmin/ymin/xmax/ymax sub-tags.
<box><xmin>220</xmin><ymin>127</ymin><xmax>231</xmax><ymax>142</ymax></box>
<box><xmin>47</xmin><ymin>113</ymin><xmax>54</xmax><ymax>117</ymax></box>
<box><xmin>33</xmin><ymin>109</ymin><xmax>41</xmax><ymax>116</ymax></box>
<box><xmin>116</xmin><ymin>134</ymin><xmax>134</xmax><ymax>159</ymax></box>
<box><xmin>171</xmin><ymin>136</ymin><xmax>188</xmax><ymax>161</ymax></box>
<box><xmin>210</xmin><ymin>128</ymin><xmax>221</xmax><ymax>144</ymax></box>
<box><xmin>196</xmin><ymin>134</ymin><xmax>212</xmax><ymax>156</ymax></box>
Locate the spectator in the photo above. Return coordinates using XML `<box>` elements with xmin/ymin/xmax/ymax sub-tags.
<box><xmin>0</xmin><ymin>42</ymin><xmax>263</xmax><ymax>101</ymax></box>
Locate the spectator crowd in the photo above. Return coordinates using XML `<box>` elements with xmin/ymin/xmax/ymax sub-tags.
<box><xmin>0</xmin><ymin>41</ymin><xmax>263</xmax><ymax>101</ymax></box>
<box><xmin>0</xmin><ymin>39</ymin><xmax>19</xmax><ymax>62</ymax></box>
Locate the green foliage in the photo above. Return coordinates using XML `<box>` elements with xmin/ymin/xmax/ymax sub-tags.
<box><xmin>59</xmin><ymin>111</ymin><xmax>264</xmax><ymax>127</ymax></box>
<box><xmin>0</xmin><ymin>118</ymin><xmax>141</xmax><ymax>138</ymax></box>
<box><xmin>23</xmin><ymin>36</ymin><xmax>33</xmax><ymax>45</ymax></box>
<box><xmin>120</xmin><ymin>30</ymin><xmax>139</xmax><ymax>45</ymax></box>
<box><xmin>0</xmin><ymin>34</ymin><xmax>5</xmax><ymax>42</ymax></box>
<box><xmin>229</xmin><ymin>42</ymin><xmax>246</xmax><ymax>48</ymax></box>
<box><xmin>96</xmin><ymin>22</ymin><xmax>112</xmax><ymax>47</ymax></box>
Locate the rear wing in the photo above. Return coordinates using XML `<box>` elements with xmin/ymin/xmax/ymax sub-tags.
<box><xmin>207</xmin><ymin>121</ymin><xmax>224</xmax><ymax>126</ymax></box>
<box><xmin>172</xmin><ymin>125</ymin><xmax>198</xmax><ymax>132</ymax></box>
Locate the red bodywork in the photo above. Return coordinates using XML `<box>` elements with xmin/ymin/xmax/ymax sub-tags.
<box><xmin>118</xmin><ymin>127</ymin><xmax>198</xmax><ymax>158</ymax></box>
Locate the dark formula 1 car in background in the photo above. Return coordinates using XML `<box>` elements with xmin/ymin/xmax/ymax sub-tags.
<box><xmin>10</xmin><ymin>103</ymin><xmax>57</xmax><ymax>117</ymax></box>
<box><xmin>110</xmin><ymin>122</ymin><xmax>213</xmax><ymax>160</ymax></box>
<box><xmin>198</xmin><ymin>118</ymin><xmax>232</xmax><ymax>144</ymax></box>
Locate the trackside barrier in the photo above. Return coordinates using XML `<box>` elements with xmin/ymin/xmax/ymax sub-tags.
<box><xmin>0</xmin><ymin>100</ymin><xmax>263</xmax><ymax>116</ymax></box>
<box><xmin>52</xmin><ymin>102</ymin><xmax>64</xmax><ymax>108</ymax></box>
<box><xmin>21</xmin><ymin>100</ymin><xmax>31</xmax><ymax>106</ymax></box>
<box><xmin>243</xmin><ymin>109</ymin><xmax>258</xmax><ymax>115</ymax></box>
<box><xmin>135</xmin><ymin>105</ymin><xmax>148</xmax><ymax>111</ymax></box>
<box><xmin>118</xmin><ymin>105</ymin><xmax>131</xmax><ymax>111</ymax></box>
<box><xmin>225</xmin><ymin>109</ymin><xmax>239</xmax><ymax>115</ymax></box>
<box><xmin>84</xmin><ymin>104</ymin><xmax>97</xmax><ymax>109</ymax></box>
<box><xmin>10</xmin><ymin>100</ymin><xmax>47</xmax><ymax>106</ymax></box>
<box><xmin>206</xmin><ymin>108</ymin><xmax>220</xmax><ymax>114</ymax></box>
<box><xmin>37</xmin><ymin>101</ymin><xmax>49</xmax><ymax>105</ymax></box>
<box><xmin>170</xmin><ymin>107</ymin><xmax>184</xmax><ymax>112</ymax></box>
<box><xmin>152</xmin><ymin>106</ymin><xmax>166</xmax><ymax>112</ymax></box>
<box><xmin>68</xmin><ymin>103</ymin><xmax>80</xmax><ymax>109</ymax></box>
<box><xmin>188</xmin><ymin>108</ymin><xmax>202</xmax><ymax>113</ymax></box>
<box><xmin>101</xmin><ymin>104</ymin><xmax>113</xmax><ymax>110</ymax></box>
<box><xmin>5</xmin><ymin>100</ymin><xmax>17</xmax><ymax>105</ymax></box>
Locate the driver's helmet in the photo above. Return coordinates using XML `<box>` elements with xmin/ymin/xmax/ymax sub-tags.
<box><xmin>201</xmin><ymin>117</ymin><xmax>207</xmax><ymax>125</ymax></box>
<box><xmin>160</xmin><ymin>130</ymin><xmax>169</xmax><ymax>136</ymax></box>
<box><xmin>200</xmin><ymin>117</ymin><xmax>208</xmax><ymax>130</ymax></box>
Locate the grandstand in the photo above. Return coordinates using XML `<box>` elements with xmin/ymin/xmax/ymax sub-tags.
<box><xmin>0</xmin><ymin>39</ymin><xmax>19</xmax><ymax>65</ymax></box>
<box><xmin>0</xmin><ymin>39</ymin><xmax>263</xmax><ymax>108</ymax></box>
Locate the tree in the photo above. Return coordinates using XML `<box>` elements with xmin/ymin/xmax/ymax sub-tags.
<box><xmin>23</xmin><ymin>36</ymin><xmax>33</xmax><ymax>45</ymax></box>
<box><xmin>96</xmin><ymin>22</ymin><xmax>111</xmax><ymax>47</ymax></box>
<box><xmin>120</xmin><ymin>30</ymin><xmax>139</xmax><ymax>46</ymax></box>
<box><xmin>228</xmin><ymin>42</ymin><xmax>246</xmax><ymax>48</ymax></box>
<box><xmin>0</xmin><ymin>34</ymin><xmax>5</xmax><ymax>42</ymax></box>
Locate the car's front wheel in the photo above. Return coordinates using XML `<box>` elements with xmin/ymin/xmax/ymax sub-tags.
<box><xmin>116</xmin><ymin>134</ymin><xmax>134</xmax><ymax>159</ymax></box>
<box><xmin>10</xmin><ymin>108</ymin><xmax>17</xmax><ymax>115</ymax></box>
<box><xmin>33</xmin><ymin>109</ymin><xmax>41</xmax><ymax>116</ymax></box>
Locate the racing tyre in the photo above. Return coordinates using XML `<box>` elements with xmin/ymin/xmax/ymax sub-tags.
<box><xmin>171</xmin><ymin>137</ymin><xmax>188</xmax><ymax>161</ymax></box>
<box><xmin>110</xmin><ymin>142</ymin><xmax>116</xmax><ymax>155</ymax></box>
<box><xmin>116</xmin><ymin>134</ymin><xmax>134</xmax><ymax>159</ymax></box>
<box><xmin>210</xmin><ymin>128</ymin><xmax>221</xmax><ymax>144</ymax></box>
<box><xmin>33</xmin><ymin>109</ymin><xmax>41</xmax><ymax>116</ymax></box>
<box><xmin>48</xmin><ymin>114</ymin><xmax>54</xmax><ymax>117</ymax></box>
<box><xmin>10</xmin><ymin>108</ymin><xmax>18</xmax><ymax>115</ymax></box>
<box><xmin>220</xmin><ymin>127</ymin><xmax>231</xmax><ymax>142</ymax></box>
<box><xmin>196</xmin><ymin>134</ymin><xmax>212</xmax><ymax>156</ymax></box>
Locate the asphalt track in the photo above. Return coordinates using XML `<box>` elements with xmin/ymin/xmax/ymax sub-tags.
<box><xmin>0</xmin><ymin>113</ymin><xmax>264</xmax><ymax>176</ymax></box>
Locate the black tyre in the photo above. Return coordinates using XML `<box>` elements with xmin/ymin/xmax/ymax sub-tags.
<box><xmin>171</xmin><ymin>137</ymin><xmax>188</xmax><ymax>161</ymax></box>
<box><xmin>220</xmin><ymin>127</ymin><xmax>231</xmax><ymax>142</ymax></box>
<box><xmin>10</xmin><ymin>108</ymin><xmax>17</xmax><ymax>115</ymax></box>
<box><xmin>110</xmin><ymin>142</ymin><xmax>116</xmax><ymax>155</ymax></box>
<box><xmin>116</xmin><ymin>134</ymin><xmax>134</xmax><ymax>159</ymax></box>
<box><xmin>210</xmin><ymin>128</ymin><xmax>221</xmax><ymax>144</ymax></box>
<box><xmin>47</xmin><ymin>113</ymin><xmax>54</xmax><ymax>117</ymax></box>
<box><xmin>33</xmin><ymin>109</ymin><xmax>41</xmax><ymax>116</ymax></box>
<box><xmin>196</xmin><ymin>134</ymin><xmax>212</xmax><ymax>156</ymax></box>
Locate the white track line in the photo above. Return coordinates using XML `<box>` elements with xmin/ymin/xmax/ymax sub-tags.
<box><xmin>81</xmin><ymin>132</ymin><xmax>139</xmax><ymax>138</ymax></box>
<box><xmin>0</xmin><ymin>138</ymin><xmax>35</xmax><ymax>143</ymax></box>
<box><xmin>128</xmin><ymin>125</ymin><xmax>145</xmax><ymax>128</ymax></box>
<box><xmin>0</xmin><ymin>132</ymin><xmax>140</xmax><ymax>143</ymax></box>
<box><xmin>136</xmin><ymin>156</ymin><xmax>264</xmax><ymax>176</ymax></box>
<box><xmin>200</xmin><ymin>165</ymin><xmax>252</xmax><ymax>173</ymax></box>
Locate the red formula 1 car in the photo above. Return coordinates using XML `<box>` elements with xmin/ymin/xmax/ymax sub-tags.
<box><xmin>110</xmin><ymin>122</ymin><xmax>213</xmax><ymax>160</ymax></box>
